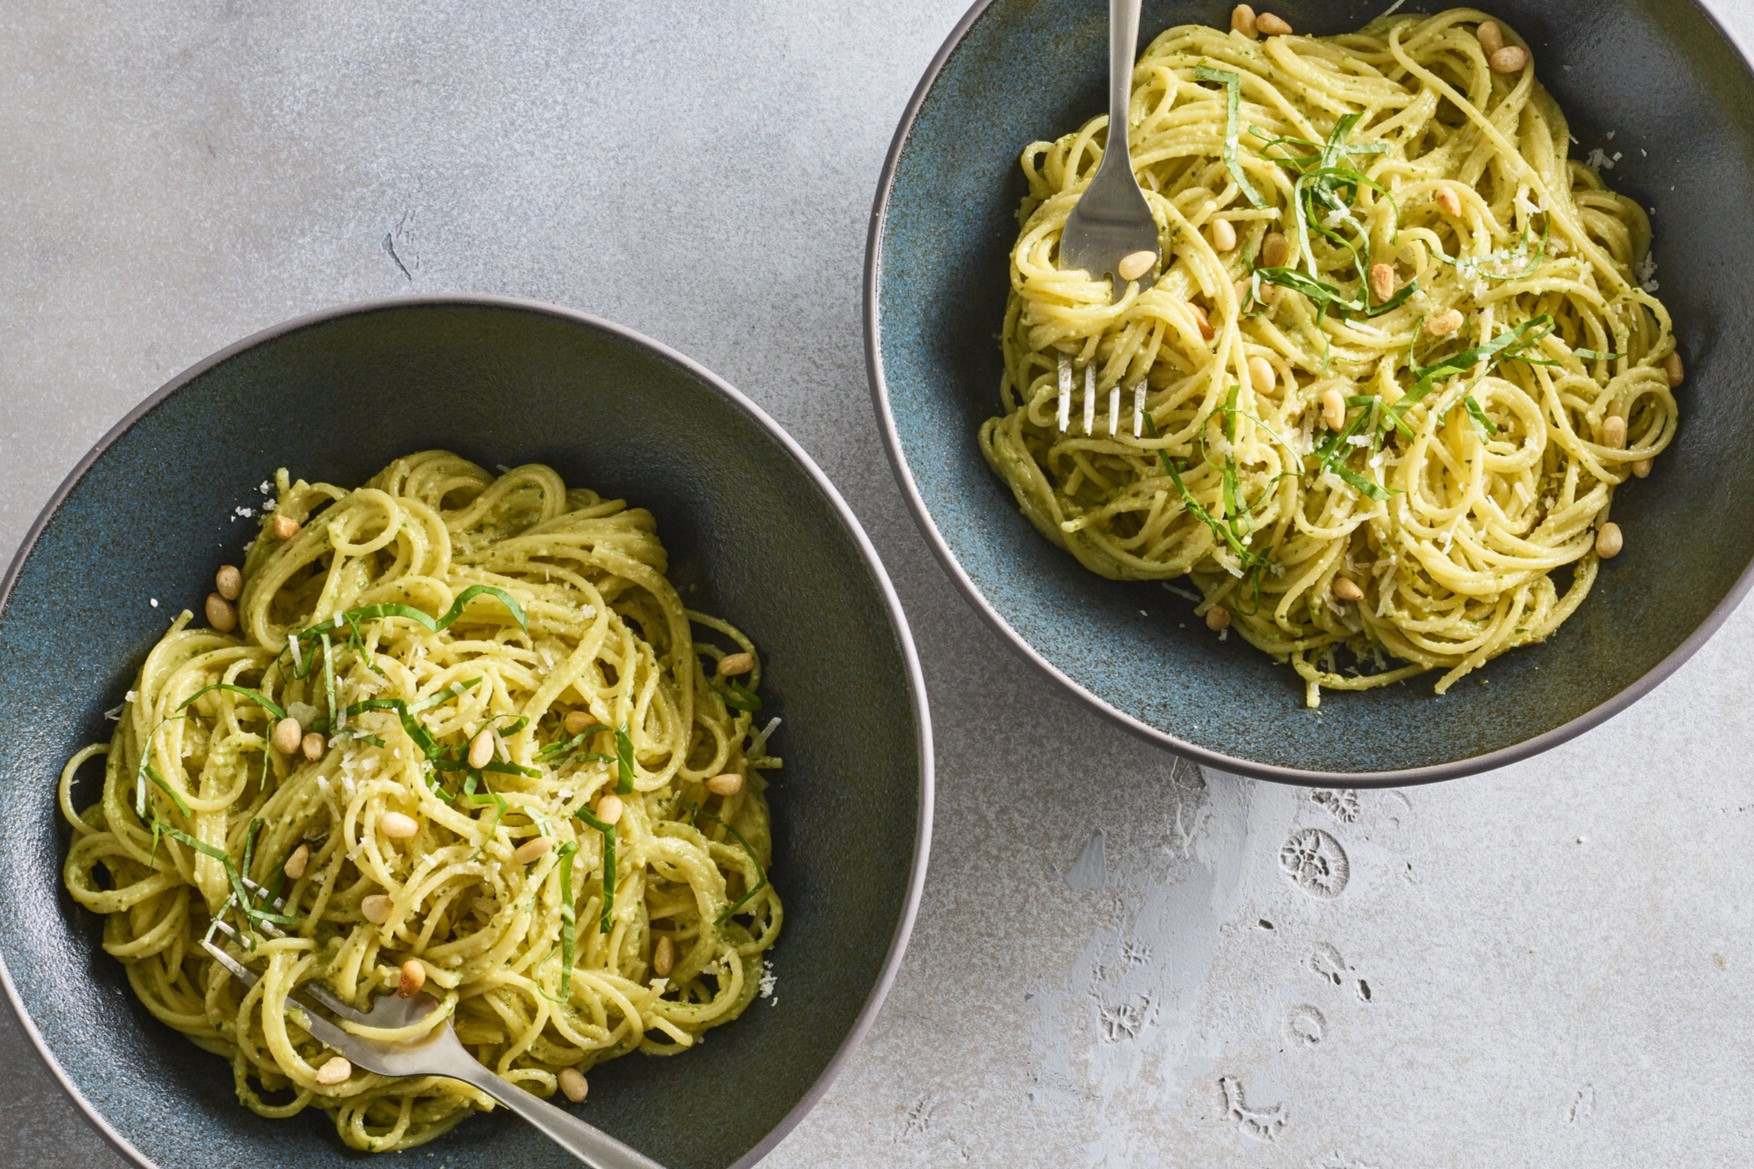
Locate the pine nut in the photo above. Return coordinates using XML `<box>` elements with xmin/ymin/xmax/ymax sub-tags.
<box><xmin>562</xmin><ymin>710</ymin><xmax>595</xmax><ymax>735</ymax></box>
<box><xmin>1489</xmin><ymin>45</ymin><xmax>1528</xmax><ymax>74</ymax></box>
<box><xmin>1321</xmin><ymin>387</ymin><xmax>1347</xmax><ymax>431</ymax></box>
<box><xmin>270</xmin><ymin>513</ymin><xmax>301</xmax><ymax>541</ymax></box>
<box><xmin>204</xmin><ymin>593</ymin><xmax>238</xmax><ymax>633</ymax></box>
<box><xmin>1663</xmin><ymin>351</ymin><xmax>1684</xmax><ymax>387</ymax></box>
<box><xmin>1261</xmin><ymin>231</ymin><xmax>1291</xmax><ymax>268</ymax></box>
<box><xmin>706</xmin><ymin>773</ymin><xmax>744</xmax><ymax>797</ymax></box>
<box><xmin>1595</xmin><ymin>522</ymin><xmax>1624</xmax><ymax>559</ymax></box>
<box><xmin>1425</xmin><ymin>309</ymin><xmax>1464</xmax><ymax>337</ymax></box>
<box><xmin>214</xmin><ymin>565</ymin><xmax>243</xmax><ymax>601</ymax></box>
<box><xmin>467</xmin><ymin>728</ymin><xmax>494</xmax><ymax>770</ymax></box>
<box><xmin>1256</xmin><ymin>11</ymin><xmax>1292</xmax><ymax>36</ymax></box>
<box><xmin>379</xmin><ymin>811</ymin><xmax>419</xmax><ymax>841</ymax></box>
<box><xmin>361</xmin><ymin>893</ymin><xmax>392</xmax><ymax>924</ymax></box>
<box><xmin>1434</xmin><ymin>187</ymin><xmax>1462</xmax><ymax>217</ymax></box>
<box><xmin>1601</xmin><ymin>415</ymin><xmax>1627</xmax><ymax>448</ymax></box>
<box><xmin>1477</xmin><ymin>20</ymin><xmax>1504</xmax><ymax>56</ymax></box>
<box><xmin>283</xmin><ymin>843</ymin><xmax>310</xmax><ymax>880</ymax></box>
<box><xmin>301</xmin><ymin>732</ymin><xmax>326</xmax><ymax>762</ymax></box>
<box><xmin>1368</xmin><ymin>262</ymin><xmax>1396</xmax><ymax>303</ymax></box>
<box><xmin>1189</xmin><ymin>302</ymin><xmax>1215</xmax><ymax>342</ymax></box>
<box><xmin>558</xmin><ymin>1067</ymin><xmax>588</xmax><ymax>1104</ymax></box>
<box><xmin>1333</xmin><ymin>576</ymin><xmax>1364</xmax><ymax>602</ymax></box>
<box><xmin>1204</xmin><ymin>605</ymin><xmax>1232</xmax><ymax>632</ymax></box>
<box><xmin>314</xmin><ymin>1055</ymin><xmax>352</xmax><ymax>1085</ymax></box>
<box><xmin>1209</xmin><ymin>218</ymin><xmax>1237</xmax><ymax>253</ymax></box>
<box><xmin>1117</xmin><ymin>250</ymin><xmax>1156</xmax><ymax>282</ymax></box>
<box><xmin>1230</xmin><ymin>4</ymin><xmax>1257</xmax><ymax>37</ymax></box>
<box><xmin>596</xmin><ymin>793</ymin><xmax>625</xmax><ymax>825</ymax></box>
<box><xmin>271</xmin><ymin>716</ymin><xmax>303</xmax><ymax>756</ymax></box>
<box><xmin>1247</xmin><ymin>354</ymin><xmax>1276</xmax><ymax>395</ymax></box>
<box><xmin>1632</xmin><ymin>459</ymin><xmax>1653</xmax><ymax>479</ymax></box>
<box><xmin>512</xmin><ymin>835</ymin><xmax>553</xmax><ymax>864</ymax></box>
<box><xmin>397</xmin><ymin>958</ymin><xmax>427</xmax><ymax>998</ymax></box>
<box><xmin>716</xmin><ymin>652</ymin><xmax>755</xmax><ymax>678</ymax></box>
<box><xmin>652</xmin><ymin>935</ymin><xmax>675</xmax><ymax>978</ymax></box>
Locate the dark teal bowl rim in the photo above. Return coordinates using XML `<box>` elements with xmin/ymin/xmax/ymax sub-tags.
<box><xmin>864</xmin><ymin>0</ymin><xmax>1754</xmax><ymax>788</ymax></box>
<box><xmin>0</xmin><ymin>293</ymin><xmax>935</xmax><ymax>1169</ymax></box>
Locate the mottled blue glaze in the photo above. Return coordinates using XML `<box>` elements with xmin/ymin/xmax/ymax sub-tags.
<box><xmin>0</xmin><ymin>299</ymin><xmax>932</xmax><ymax>1169</ymax></box>
<box><xmin>868</xmin><ymin>0</ymin><xmax>1754</xmax><ymax>784</ymax></box>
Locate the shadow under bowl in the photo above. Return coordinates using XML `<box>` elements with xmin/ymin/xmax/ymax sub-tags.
<box><xmin>0</xmin><ymin>297</ymin><xmax>932</xmax><ymax>1169</ymax></box>
<box><xmin>867</xmin><ymin>0</ymin><xmax>1754</xmax><ymax>785</ymax></box>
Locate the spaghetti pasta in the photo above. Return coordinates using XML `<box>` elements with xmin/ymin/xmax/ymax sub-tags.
<box><xmin>60</xmin><ymin>451</ymin><xmax>781</xmax><ymax>1151</ymax></box>
<box><xmin>980</xmin><ymin>8</ymin><xmax>1679</xmax><ymax>705</ymax></box>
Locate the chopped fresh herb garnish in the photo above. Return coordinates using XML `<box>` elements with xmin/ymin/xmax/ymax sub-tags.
<box><xmin>1310</xmin><ymin>398</ymin><xmax>1394</xmax><ymax>501</ymax></box>
<box><xmin>714</xmin><ymin>680</ymin><xmax>762</xmax><ymax>714</ymax></box>
<box><xmin>1462</xmin><ymin>395</ymin><xmax>1499</xmax><ymax>435</ymax></box>
<box><xmin>537</xmin><ymin>725</ymin><xmax>608</xmax><ymax>762</ymax></box>
<box><xmin>1255</xmin><ymin>266</ymin><xmax>1415</xmax><ymax>318</ymax></box>
<box><xmin>287</xmin><ymin>585</ymin><xmax>527</xmax><ymax>662</ymax></box>
<box><xmin>1140</xmin><ymin>415</ymin><xmax>1268</xmax><ymax>568</ymax></box>
<box><xmin>575</xmin><ymin>807</ymin><xmax>617</xmax><ymax>934</ymax></box>
<box><xmin>157</xmin><ymin>820</ymin><xmax>297</xmax><ymax>933</ymax></box>
<box><xmin>457</xmin><ymin>772</ymin><xmax>509</xmax><ymax>852</ymax></box>
<box><xmin>142</xmin><ymin>763</ymin><xmax>192</xmax><ymax>817</ymax></box>
<box><xmin>555</xmin><ymin>840</ymin><xmax>579</xmax><ymax>994</ymax></box>
<box><xmin>1251</xmin><ymin>113</ymin><xmax>1413</xmax><ymax>315</ymax></box>
<box><xmin>1572</xmin><ymin>347</ymin><xmax>1624</xmax><ymax>360</ymax></box>
<box><xmin>698</xmin><ymin>809</ymin><xmax>770</xmax><ymax>928</ymax></box>
<box><xmin>614</xmin><ymin>725</ymin><xmax>635</xmax><ymax>794</ymax></box>
<box><xmin>176</xmin><ymin>683</ymin><xmax>286</xmax><ymax>722</ymax></box>
<box><xmin>1386</xmin><ymin>314</ymin><xmax>1554</xmax><ymax>431</ymax></box>
<box><xmin>1194</xmin><ymin>66</ymin><xmax>1265</xmax><ymax>208</ymax></box>
<box><xmin>406</xmin><ymin>677</ymin><xmax>481</xmax><ymax>715</ymax></box>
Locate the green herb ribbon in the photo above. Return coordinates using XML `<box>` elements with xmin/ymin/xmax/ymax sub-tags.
<box><xmin>1194</xmin><ymin>66</ymin><xmax>1265</xmax><ymax>208</ymax></box>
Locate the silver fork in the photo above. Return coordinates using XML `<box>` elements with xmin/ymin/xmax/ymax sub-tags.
<box><xmin>202</xmin><ymin>881</ymin><xmax>662</xmax><ymax>1169</ymax></box>
<box><xmin>1053</xmin><ymin>354</ymin><xmax>1149</xmax><ymax>439</ymax></box>
<box><xmin>1059</xmin><ymin>0</ymin><xmax>1160</xmax><ymax>302</ymax></box>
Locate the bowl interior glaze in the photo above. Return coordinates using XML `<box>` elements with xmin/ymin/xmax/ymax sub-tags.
<box><xmin>869</xmin><ymin>0</ymin><xmax>1754</xmax><ymax>783</ymax></box>
<box><xmin>0</xmin><ymin>299</ymin><xmax>929</xmax><ymax>1169</ymax></box>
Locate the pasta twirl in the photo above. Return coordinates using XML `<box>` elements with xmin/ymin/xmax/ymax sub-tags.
<box><xmin>980</xmin><ymin>9</ymin><xmax>1679</xmax><ymax>706</ymax></box>
<box><xmin>60</xmin><ymin>451</ymin><xmax>781</xmax><ymax>1151</ymax></box>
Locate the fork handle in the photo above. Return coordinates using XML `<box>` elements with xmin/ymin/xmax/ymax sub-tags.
<box><xmin>1103</xmin><ymin>0</ymin><xmax>1143</xmax><ymax>169</ymax></box>
<box><xmin>453</xmin><ymin>1064</ymin><xmax>666</xmax><ymax>1169</ymax></box>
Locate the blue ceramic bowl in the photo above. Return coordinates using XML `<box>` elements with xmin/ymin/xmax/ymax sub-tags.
<box><xmin>868</xmin><ymin>0</ymin><xmax>1754</xmax><ymax>785</ymax></box>
<box><xmin>0</xmin><ymin>298</ymin><xmax>932</xmax><ymax>1169</ymax></box>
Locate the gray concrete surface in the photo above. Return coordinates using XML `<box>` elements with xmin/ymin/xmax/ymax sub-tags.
<box><xmin>2</xmin><ymin>2</ymin><xmax>1751</xmax><ymax>1166</ymax></box>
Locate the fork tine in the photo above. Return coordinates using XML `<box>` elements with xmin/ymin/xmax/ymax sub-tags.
<box><xmin>1082</xmin><ymin>363</ymin><xmax>1097</xmax><ymax>434</ymax></box>
<box><xmin>240</xmin><ymin>874</ymin><xmax>287</xmax><ymax>913</ymax></box>
<box><xmin>1057</xmin><ymin>356</ymin><xmax>1073</xmax><ymax>433</ymax></box>
<box><xmin>208</xmin><ymin>916</ymin><xmax>373</xmax><ymax>1025</ymax></box>
<box><xmin>199</xmin><ymin>939</ymin><xmax>364</xmax><ymax>1058</ymax></box>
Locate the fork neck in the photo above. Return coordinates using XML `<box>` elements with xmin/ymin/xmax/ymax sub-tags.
<box><xmin>1103</xmin><ymin>0</ymin><xmax>1142</xmax><ymax>170</ymax></box>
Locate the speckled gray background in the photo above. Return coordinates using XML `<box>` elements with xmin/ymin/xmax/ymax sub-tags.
<box><xmin>2</xmin><ymin>2</ymin><xmax>1751</xmax><ymax>1167</ymax></box>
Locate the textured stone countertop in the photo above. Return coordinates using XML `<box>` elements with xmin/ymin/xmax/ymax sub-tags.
<box><xmin>2</xmin><ymin>3</ymin><xmax>1751</xmax><ymax>1167</ymax></box>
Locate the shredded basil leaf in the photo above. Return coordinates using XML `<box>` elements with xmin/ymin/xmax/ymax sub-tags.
<box><xmin>1387</xmin><ymin>314</ymin><xmax>1555</xmax><ymax>430</ymax></box>
<box><xmin>614</xmin><ymin>725</ymin><xmax>636</xmax><ymax>794</ymax></box>
<box><xmin>555</xmin><ymin>840</ymin><xmax>579</xmax><ymax>994</ymax></box>
<box><xmin>1194</xmin><ymin>66</ymin><xmax>1265</xmax><ymax>208</ymax></box>
<box><xmin>176</xmin><ymin>683</ymin><xmax>287</xmax><ymax>722</ymax></box>
<box><xmin>1141</xmin><ymin>414</ymin><xmax>1268</xmax><ymax>568</ymax></box>
<box><xmin>575</xmin><ymin>807</ymin><xmax>618</xmax><ymax>934</ymax></box>
<box><xmin>1463</xmin><ymin>395</ymin><xmax>1499</xmax><ymax>435</ymax></box>
<box><xmin>698</xmin><ymin>809</ymin><xmax>770</xmax><ymax>927</ymax></box>
<box><xmin>714</xmin><ymin>680</ymin><xmax>762</xmax><ymax>714</ymax></box>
